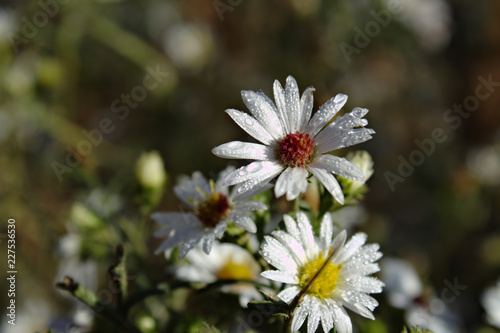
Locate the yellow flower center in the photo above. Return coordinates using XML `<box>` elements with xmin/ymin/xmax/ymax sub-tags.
<box><xmin>298</xmin><ymin>251</ymin><xmax>342</xmax><ymax>298</ymax></box>
<box><xmin>216</xmin><ymin>257</ymin><xmax>253</xmax><ymax>280</ymax></box>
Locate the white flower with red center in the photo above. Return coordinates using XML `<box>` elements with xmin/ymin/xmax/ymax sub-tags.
<box><xmin>260</xmin><ymin>212</ymin><xmax>384</xmax><ymax>333</ymax></box>
<box><xmin>151</xmin><ymin>168</ymin><xmax>266</xmax><ymax>259</ymax></box>
<box><xmin>175</xmin><ymin>242</ymin><xmax>266</xmax><ymax>307</ymax></box>
<box><xmin>212</xmin><ymin>75</ymin><xmax>374</xmax><ymax>203</ymax></box>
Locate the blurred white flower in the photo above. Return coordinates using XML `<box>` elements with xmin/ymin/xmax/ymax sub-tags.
<box><xmin>406</xmin><ymin>301</ymin><xmax>461</xmax><ymax>333</ymax></box>
<box><xmin>389</xmin><ymin>0</ymin><xmax>452</xmax><ymax>51</ymax></box>
<box><xmin>482</xmin><ymin>279</ymin><xmax>500</xmax><ymax>328</ymax></box>
<box><xmin>382</xmin><ymin>258</ymin><xmax>462</xmax><ymax>333</ymax></box>
<box><xmin>342</xmin><ymin>150</ymin><xmax>374</xmax><ymax>193</ymax></box>
<box><xmin>1</xmin><ymin>299</ymin><xmax>51</xmax><ymax>333</ymax></box>
<box><xmin>213</xmin><ymin>75</ymin><xmax>374</xmax><ymax>203</ymax></box>
<box><xmin>330</xmin><ymin>205</ymin><xmax>368</xmax><ymax>234</ymax></box>
<box><xmin>381</xmin><ymin>258</ymin><xmax>422</xmax><ymax>309</ymax></box>
<box><xmin>175</xmin><ymin>242</ymin><xmax>265</xmax><ymax>307</ymax></box>
<box><xmin>163</xmin><ymin>23</ymin><xmax>215</xmax><ymax>70</ymax></box>
<box><xmin>135</xmin><ymin>151</ymin><xmax>167</xmax><ymax>189</ymax></box>
<box><xmin>260</xmin><ymin>212</ymin><xmax>384</xmax><ymax>333</ymax></box>
<box><xmin>467</xmin><ymin>145</ymin><xmax>500</xmax><ymax>186</ymax></box>
<box><xmin>152</xmin><ymin>167</ymin><xmax>266</xmax><ymax>259</ymax></box>
<box><xmin>0</xmin><ymin>10</ymin><xmax>15</xmax><ymax>42</ymax></box>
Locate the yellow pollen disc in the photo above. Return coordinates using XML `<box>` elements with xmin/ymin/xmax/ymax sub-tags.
<box><xmin>216</xmin><ymin>257</ymin><xmax>253</xmax><ymax>280</ymax></box>
<box><xmin>298</xmin><ymin>252</ymin><xmax>342</xmax><ymax>298</ymax></box>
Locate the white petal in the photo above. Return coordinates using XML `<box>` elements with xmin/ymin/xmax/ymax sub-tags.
<box><xmin>233</xmin><ymin>201</ymin><xmax>267</xmax><ymax>211</ymax></box>
<box><xmin>296</xmin><ymin>212</ymin><xmax>316</xmax><ymax>257</ymax></box>
<box><xmin>312</xmin><ymin>154</ymin><xmax>365</xmax><ymax>182</ymax></box>
<box><xmin>299</xmin><ymin>87</ymin><xmax>315</xmax><ymax>132</ymax></box>
<box><xmin>230</xmin><ymin>214</ymin><xmax>257</xmax><ymax>233</ymax></box>
<box><xmin>320</xmin><ymin>213</ymin><xmax>334</xmax><ymax>250</ymax></box>
<box><xmin>225</xmin><ymin>108</ymin><xmax>274</xmax><ymax>145</ymax></box>
<box><xmin>174</xmin><ymin>172</ymin><xmax>209</xmax><ymax>206</ymax></box>
<box><xmin>343</xmin><ymin>244</ymin><xmax>383</xmax><ymax>269</ymax></box>
<box><xmin>341</xmin><ymin>263</ymin><xmax>380</xmax><ymax>276</ymax></box>
<box><xmin>307</xmin><ymin>298</ymin><xmax>321</xmax><ymax>333</ymax></box>
<box><xmin>212</xmin><ymin>141</ymin><xmax>272</xmax><ymax>160</ymax></box>
<box><xmin>335</xmin><ymin>232</ymin><xmax>367</xmax><ymax>264</ymax></box>
<box><xmin>308</xmin><ymin>166</ymin><xmax>345</xmax><ymax>204</ymax></box>
<box><xmin>241</xmin><ymin>90</ymin><xmax>284</xmax><ymax>139</ymax></box>
<box><xmin>151</xmin><ymin>212</ymin><xmax>197</xmax><ymax>227</ymax></box>
<box><xmin>315</xmin><ymin>107</ymin><xmax>374</xmax><ymax>153</ymax></box>
<box><xmin>330</xmin><ymin>303</ymin><xmax>352</xmax><ymax>333</ymax></box>
<box><xmin>233</xmin><ymin>168</ymin><xmax>284</xmax><ymax>199</ymax></box>
<box><xmin>213</xmin><ymin>220</ymin><xmax>228</xmax><ymax>238</ymax></box>
<box><xmin>291</xmin><ymin>296</ymin><xmax>311</xmax><ymax>332</ymax></box>
<box><xmin>273</xmin><ymin>79</ymin><xmax>290</xmax><ymax>133</ymax></box>
<box><xmin>224</xmin><ymin>161</ymin><xmax>283</xmax><ymax>186</ymax></box>
<box><xmin>272</xmin><ymin>230</ymin><xmax>308</xmax><ymax>266</ymax></box>
<box><xmin>274</xmin><ymin>167</ymin><xmax>293</xmax><ymax>198</ymax></box>
<box><xmin>261</xmin><ymin>270</ymin><xmax>298</xmax><ymax>284</ymax></box>
<box><xmin>275</xmin><ymin>167</ymin><xmax>308</xmax><ymax>201</ymax></box>
<box><xmin>286</xmin><ymin>167</ymin><xmax>309</xmax><ymax>201</ymax></box>
<box><xmin>340</xmin><ymin>276</ymin><xmax>385</xmax><ymax>294</ymax></box>
<box><xmin>307</xmin><ymin>93</ymin><xmax>348</xmax><ymax>137</ymax></box>
<box><xmin>233</xmin><ymin>182</ymin><xmax>274</xmax><ymax>201</ymax></box>
<box><xmin>179</xmin><ymin>232</ymin><xmax>205</xmax><ymax>259</ymax></box>
<box><xmin>330</xmin><ymin>230</ymin><xmax>347</xmax><ymax>262</ymax></box>
<box><xmin>285</xmin><ymin>75</ymin><xmax>301</xmax><ymax>133</ymax></box>
<box><xmin>341</xmin><ymin>291</ymin><xmax>379</xmax><ymax>312</ymax></box>
<box><xmin>260</xmin><ymin>236</ymin><xmax>298</xmax><ymax>273</ymax></box>
<box><xmin>202</xmin><ymin>234</ymin><xmax>215</xmax><ymax>254</ymax></box>
<box><xmin>283</xmin><ymin>214</ymin><xmax>301</xmax><ymax>241</ymax></box>
<box><xmin>319</xmin><ymin>303</ymin><xmax>334</xmax><ymax>333</ymax></box>
<box><xmin>278</xmin><ymin>286</ymin><xmax>301</xmax><ymax>304</ymax></box>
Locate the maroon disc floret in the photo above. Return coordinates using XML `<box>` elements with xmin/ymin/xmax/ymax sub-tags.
<box><xmin>196</xmin><ymin>192</ymin><xmax>231</xmax><ymax>228</ymax></box>
<box><xmin>277</xmin><ymin>131</ymin><xmax>316</xmax><ymax>168</ymax></box>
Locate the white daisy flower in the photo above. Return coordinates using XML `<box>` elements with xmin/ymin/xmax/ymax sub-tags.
<box><xmin>212</xmin><ymin>75</ymin><xmax>374</xmax><ymax>203</ymax></box>
<box><xmin>175</xmin><ymin>242</ymin><xmax>265</xmax><ymax>307</ymax></box>
<box><xmin>482</xmin><ymin>279</ymin><xmax>500</xmax><ymax>328</ymax></box>
<box><xmin>151</xmin><ymin>168</ymin><xmax>266</xmax><ymax>259</ymax></box>
<box><xmin>259</xmin><ymin>212</ymin><xmax>384</xmax><ymax>333</ymax></box>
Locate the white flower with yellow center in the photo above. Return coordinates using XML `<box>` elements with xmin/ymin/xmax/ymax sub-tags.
<box><xmin>175</xmin><ymin>242</ymin><xmax>265</xmax><ymax>307</ymax></box>
<box><xmin>260</xmin><ymin>212</ymin><xmax>384</xmax><ymax>333</ymax></box>
<box><xmin>212</xmin><ymin>75</ymin><xmax>374</xmax><ymax>203</ymax></box>
<box><xmin>151</xmin><ymin>168</ymin><xmax>266</xmax><ymax>259</ymax></box>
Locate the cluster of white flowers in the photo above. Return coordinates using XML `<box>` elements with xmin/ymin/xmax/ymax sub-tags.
<box><xmin>152</xmin><ymin>75</ymin><xmax>382</xmax><ymax>332</ymax></box>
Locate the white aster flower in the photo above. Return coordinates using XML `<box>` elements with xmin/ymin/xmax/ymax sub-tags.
<box><xmin>260</xmin><ymin>212</ymin><xmax>384</xmax><ymax>333</ymax></box>
<box><xmin>151</xmin><ymin>168</ymin><xmax>266</xmax><ymax>259</ymax></box>
<box><xmin>212</xmin><ymin>75</ymin><xmax>374</xmax><ymax>204</ymax></box>
<box><xmin>175</xmin><ymin>242</ymin><xmax>265</xmax><ymax>307</ymax></box>
<box><xmin>482</xmin><ymin>279</ymin><xmax>500</xmax><ymax>328</ymax></box>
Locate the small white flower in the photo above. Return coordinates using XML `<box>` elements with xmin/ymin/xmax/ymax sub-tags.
<box><xmin>260</xmin><ymin>212</ymin><xmax>384</xmax><ymax>333</ymax></box>
<box><xmin>482</xmin><ymin>279</ymin><xmax>500</xmax><ymax>328</ymax></box>
<box><xmin>175</xmin><ymin>242</ymin><xmax>265</xmax><ymax>307</ymax></box>
<box><xmin>151</xmin><ymin>168</ymin><xmax>266</xmax><ymax>259</ymax></box>
<box><xmin>212</xmin><ymin>75</ymin><xmax>374</xmax><ymax>203</ymax></box>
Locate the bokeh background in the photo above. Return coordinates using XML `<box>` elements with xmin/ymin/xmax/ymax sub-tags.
<box><xmin>1</xmin><ymin>0</ymin><xmax>500</xmax><ymax>332</ymax></box>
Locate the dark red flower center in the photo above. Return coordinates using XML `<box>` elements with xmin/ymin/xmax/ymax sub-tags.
<box><xmin>195</xmin><ymin>191</ymin><xmax>231</xmax><ymax>228</ymax></box>
<box><xmin>277</xmin><ymin>131</ymin><xmax>315</xmax><ymax>168</ymax></box>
